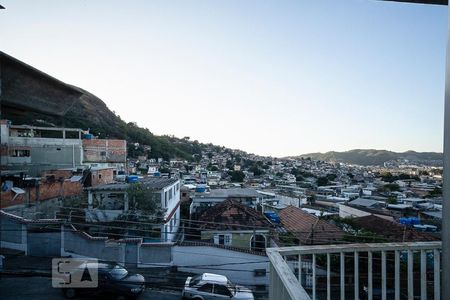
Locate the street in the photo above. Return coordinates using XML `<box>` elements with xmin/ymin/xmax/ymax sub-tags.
<box><xmin>0</xmin><ymin>276</ymin><xmax>182</xmax><ymax>300</ymax></box>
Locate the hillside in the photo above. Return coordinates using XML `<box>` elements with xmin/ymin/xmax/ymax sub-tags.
<box><xmin>294</xmin><ymin>149</ymin><xmax>443</xmax><ymax>166</ymax></box>
<box><xmin>2</xmin><ymin>86</ymin><xmax>221</xmax><ymax>160</ymax></box>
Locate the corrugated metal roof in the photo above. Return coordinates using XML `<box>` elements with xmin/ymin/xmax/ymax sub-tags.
<box><xmin>198</xmin><ymin>188</ymin><xmax>261</xmax><ymax>199</ymax></box>
<box><xmin>87</xmin><ymin>177</ymin><xmax>178</xmax><ymax>191</ymax></box>
<box><xmin>348</xmin><ymin>198</ymin><xmax>380</xmax><ymax>208</ymax></box>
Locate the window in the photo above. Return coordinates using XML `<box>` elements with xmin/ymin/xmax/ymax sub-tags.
<box><xmin>214</xmin><ymin>284</ymin><xmax>232</xmax><ymax>296</ymax></box>
<box><xmin>10</xmin><ymin>149</ymin><xmax>30</xmax><ymax>157</ymax></box>
<box><xmin>189</xmin><ymin>275</ymin><xmax>202</xmax><ymax>287</ymax></box>
<box><xmin>251</xmin><ymin>234</ymin><xmax>266</xmax><ymax>251</ymax></box>
<box><xmin>99</xmin><ymin>174</ymin><xmax>102</xmax><ymax>179</ymax></box>
<box><xmin>254</xmin><ymin>269</ymin><xmax>267</xmax><ymax>277</ymax></box>
<box><xmin>215</xmin><ymin>234</ymin><xmax>231</xmax><ymax>246</ymax></box>
<box><xmin>198</xmin><ymin>283</ymin><xmax>213</xmax><ymax>293</ymax></box>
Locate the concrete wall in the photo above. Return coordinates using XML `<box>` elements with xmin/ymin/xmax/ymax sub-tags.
<box><xmin>82</xmin><ymin>139</ymin><xmax>127</xmax><ymax>163</ymax></box>
<box><xmin>173</xmin><ymin>245</ymin><xmax>269</xmax><ymax>287</ymax></box>
<box><xmin>0</xmin><ymin>217</ymin><xmax>23</xmax><ymax>244</ymax></box>
<box><xmin>124</xmin><ymin>243</ymin><xmax>139</xmax><ymax>268</ymax></box>
<box><xmin>139</xmin><ymin>244</ymin><xmax>172</xmax><ymax>266</ymax></box>
<box><xmin>3</xmin><ymin>137</ymin><xmax>83</xmax><ymax>176</ymax></box>
<box><xmin>27</xmin><ymin>231</ymin><xmax>61</xmax><ymax>257</ymax></box>
<box><xmin>1</xmin><ymin>120</ymin><xmax>10</xmax><ymax>145</ymax></box>
<box><xmin>63</xmin><ymin>230</ymin><xmax>124</xmax><ymax>263</ymax></box>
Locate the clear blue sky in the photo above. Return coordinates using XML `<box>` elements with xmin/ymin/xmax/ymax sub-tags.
<box><xmin>1</xmin><ymin>0</ymin><xmax>447</xmax><ymax>157</ymax></box>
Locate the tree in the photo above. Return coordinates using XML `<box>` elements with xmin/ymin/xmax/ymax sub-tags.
<box><xmin>249</xmin><ymin>165</ymin><xmax>264</xmax><ymax>176</ymax></box>
<box><xmin>428</xmin><ymin>187</ymin><xmax>442</xmax><ymax>197</ymax></box>
<box><xmin>295</xmin><ymin>174</ymin><xmax>305</xmax><ymax>182</ymax></box>
<box><xmin>387</xmin><ymin>196</ymin><xmax>397</xmax><ymax>204</ymax></box>
<box><xmin>159</xmin><ymin>167</ymin><xmax>170</xmax><ymax>173</ymax></box>
<box><xmin>326</xmin><ymin>173</ymin><xmax>337</xmax><ymax>181</ymax></box>
<box><xmin>126</xmin><ymin>183</ymin><xmax>160</xmax><ymax>216</ymax></box>
<box><xmin>317</xmin><ymin>176</ymin><xmax>329</xmax><ymax>186</ymax></box>
<box><xmin>230</xmin><ymin>170</ymin><xmax>245</xmax><ymax>182</ymax></box>
<box><xmin>380</xmin><ymin>183</ymin><xmax>400</xmax><ymax>192</ymax></box>
<box><xmin>226</xmin><ymin>160</ymin><xmax>234</xmax><ymax>170</ymax></box>
<box><xmin>380</xmin><ymin>172</ymin><xmax>395</xmax><ymax>183</ymax></box>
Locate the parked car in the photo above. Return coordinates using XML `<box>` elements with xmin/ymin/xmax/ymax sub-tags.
<box><xmin>61</xmin><ymin>261</ymin><xmax>145</xmax><ymax>299</ymax></box>
<box><xmin>182</xmin><ymin>273</ymin><xmax>254</xmax><ymax>300</ymax></box>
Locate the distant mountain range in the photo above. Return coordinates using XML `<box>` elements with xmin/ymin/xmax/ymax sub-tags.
<box><xmin>292</xmin><ymin>149</ymin><xmax>443</xmax><ymax>166</ymax></box>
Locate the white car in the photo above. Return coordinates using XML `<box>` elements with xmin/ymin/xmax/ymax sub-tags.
<box><xmin>182</xmin><ymin>273</ymin><xmax>254</xmax><ymax>300</ymax></box>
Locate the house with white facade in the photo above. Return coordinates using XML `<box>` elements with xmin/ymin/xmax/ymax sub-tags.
<box><xmin>85</xmin><ymin>177</ymin><xmax>181</xmax><ymax>242</ymax></box>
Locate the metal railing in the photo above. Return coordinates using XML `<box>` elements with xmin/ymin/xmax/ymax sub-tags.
<box><xmin>267</xmin><ymin>241</ymin><xmax>442</xmax><ymax>300</ymax></box>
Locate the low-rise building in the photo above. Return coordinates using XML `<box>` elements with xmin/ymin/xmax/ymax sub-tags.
<box><xmin>82</xmin><ymin>139</ymin><xmax>127</xmax><ymax>174</ymax></box>
<box><xmin>278</xmin><ymin>205</ymin><xmax>344</xmax><ymax>245</ymax></box>
<box><xmin>1</xmin><ymin>120</ymin><xmax>84</xmax><ymax>176</ymax></box>
<box><xmin>196</xmin><ymin>199</ymin><xmax>272</xmax><ymax>252</ymax></box>
<box><xmin>190</xmin><ymin>188</ymin><xmax>262</xmax><ymax>219</ymax></box>
<box><xmin>85</xmin><ymin>177</ymin><xmax>181</xmax><ymax>242</ymax></box>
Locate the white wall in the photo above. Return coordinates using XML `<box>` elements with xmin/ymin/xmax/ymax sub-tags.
<box><xmin>159</xmin><ymin>180</ymin><xmax>181</xmax><ymax>242</ymax></box>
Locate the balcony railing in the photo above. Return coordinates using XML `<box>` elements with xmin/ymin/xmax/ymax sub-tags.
<box><xmin>267</xmin><ymin>241</ymin><xmax>442</xmax><ymax>300</ymax></box>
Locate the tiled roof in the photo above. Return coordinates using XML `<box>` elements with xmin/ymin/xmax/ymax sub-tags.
<box><xmin>198</xmin><ymin>199</ymin><xmax>271</xmax><ymax>230</ymax></box>
<box><xmin>353</xmin><ymin>215</ymin><xmax>439</xmax><ymax>242</ymax></box>
<box><xmin>278</xmin><ymin>206</ymin><xmax>344</xmax><ymax>245</ymax></box>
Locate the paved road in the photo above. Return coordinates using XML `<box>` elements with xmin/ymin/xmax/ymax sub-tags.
<box><xmin>0</xmin><ymin>276</ymin><xmax>182</xmax><ymax>300</ymax></box>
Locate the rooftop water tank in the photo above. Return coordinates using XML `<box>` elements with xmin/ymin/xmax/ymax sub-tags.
<box><xmin>127</xmin><ymin>175</ymin><xmax>139</xmax><ymax>183</ymax></box>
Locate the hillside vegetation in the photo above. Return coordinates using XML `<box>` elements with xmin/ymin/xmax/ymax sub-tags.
<box><xmin>3</xmin><ymin>86</ymin><xmax>219</xmax><ymax>160</ymax></box>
